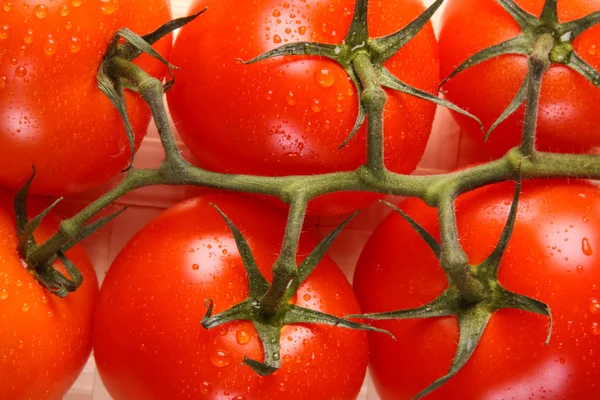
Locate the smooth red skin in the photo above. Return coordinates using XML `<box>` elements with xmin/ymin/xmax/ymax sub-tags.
<box><xmin>0</xmin><ymin>192</ymin><xmax>98</xmax><ymax>400</ymax></box>
<box><xmin>439</xmin><ymin>0</ymin><xmax>600</xmax><ymax>159</ymax></box>
<box><xmin>94</xmin><ymin>194</ymin><xmax>369</xmax><ymax>400</ymax></box>
<box><xmin>0</xmin><ymin>0</ymin><xmax>172</xmax><ymax>196</ymax></box>
<box><xmin>167</xmin><ymin>0</ymin><xmax>439</xmax><ymax>216</ymax></box>
<box><xmin>354</xmin><ymin>180</ymin><xmax>600</xmax><ymax>399</ymax></box>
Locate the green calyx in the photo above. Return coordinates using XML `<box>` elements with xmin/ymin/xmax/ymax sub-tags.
<box><xmin>200</xmin><ymin>205</ymin><xmax>392</xmax><ymax>376</ymax></box>
<box><xmin>353</xmin><ymin>173</ymin><xmax>552</xmax><ymax>399</ymax></box>
<box><xmin>441</xmin><ymin>0</ymin><xmax>600</xmax><ymax>140</ymax></box>
<box><xmin>238</xmin><ymin>0</ymin><xmax>482</xmax><ymax>151</ymax></box>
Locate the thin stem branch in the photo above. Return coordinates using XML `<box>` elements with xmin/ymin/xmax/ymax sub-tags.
<box><xmin>520</xmin><ymin>34</ymin><xmax>554</xmax><ymax>157</ymax></box>
<box><xmin>437</xmin><ymin>195</ymin><xmax>486</xmax><ymax>302</ymax></box>
<box><xmin>260</xmin><ymin>196</ymin><xmax>308</xmax><ymax>314</ymax></box>
<box><xmin>351</xmin><ymin>52</ymin><xmax>388</xmax><ymax>175</ymax></box>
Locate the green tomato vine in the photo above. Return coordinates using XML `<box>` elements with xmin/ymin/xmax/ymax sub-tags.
<box><xmin>14</xmin><ymin>0</ymin><xmax>600</xmax><ymax>397</ymax></box>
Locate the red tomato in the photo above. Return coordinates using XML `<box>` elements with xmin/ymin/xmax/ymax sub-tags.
<box><xmin>439</xmin><ymin>0</ymin><xmax>600</xmax><ymax>159</ymax></box>
<box><xmin>0</xmin><ymin>191</ymin><xmax>98</xmax><ymax>400</ymax></box>
<box><xmin>94</xmin><ymin>194</ymin><xmax>369</xmax><ymax>399</ymax></box>
<box><xmin>354</xmin><ymin>180</ymin><xmax>600</xmax><ymax>399</ymax></box>
<box><xmin>0</xmin><ymin>0</ymin><xmax>172</xmax><ymax>196</ymax></box>
<box><xmin>167</xmin><ymin>0</ymin><xmax>439</xmax><ymax>215</ymax></box>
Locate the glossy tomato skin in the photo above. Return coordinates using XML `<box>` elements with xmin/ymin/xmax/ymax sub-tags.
<box><xmin>354</xmin><ymin>180</ymin><xmax>600</xmax><ymax>399</ymax></box>
<box><xmin>0</xmin><ymin>0</ymin><xmax>172</xmax><ymax>196</ymax></box>
<box><xmin>167</xmin><ymin>0</ymin><xmax>439</xmax><ymax>215</ymax></box>
<box><xmin>94</xmin><ymin>194</ymin><xmax>369</xmax><ymax>399</ymax></box>
<box><xmin>439</xmin><ymin>0</ymin><xmax>600</xmax><ymax>160</ymax></box>
<box><xmin>0</xmin><ymin>192</ymin><xmax>98</xmax><ymax>400</ymax></box>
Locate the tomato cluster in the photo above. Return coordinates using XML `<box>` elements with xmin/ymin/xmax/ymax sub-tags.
<box><xmin>1</xmin><ymin>0</ymin><xmax>599</xmax><ymax>399</ymax></box>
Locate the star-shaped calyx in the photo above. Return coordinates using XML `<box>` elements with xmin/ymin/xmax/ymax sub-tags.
<box><xmin>13</xmin><ymin>169</ymin><xmax>127</xmax><ymax>297</ymax></box>
<box><xmin>344</xmin><ymin>172</ymin><xmax>552</xmax><ymax>398</ymax></box>
<box><xmin>441</xmin><ymin>0</ymin><xmax>600</xmax><ymax>140</ymax></box>
<box><xmin>237</xmin><ymin>0</ymin><xmax>482</xmax><ymax>149</ymax></box>
<box><xmin>201</xmin><ymin>205</ymin><xmax>393</xmax><ymax>376</ymax></box>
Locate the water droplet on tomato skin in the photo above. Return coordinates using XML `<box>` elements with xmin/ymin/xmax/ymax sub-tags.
<box><xmin>0</xmin><ymin>290</ymin><xmax>8</xmax><ymax>300</ymax></box>
<box><xmin>71</xmin><ymin>0</ymin><xmax>82</xmax><ymax>7</ymax></box>
<box><xmin>100</xmin><ymin>0</ymin><xmax>118</xmax><ymax>15</ymax></box>
<box><xmin>21</xmin><ymin>303</ymin><xmax>30</xmax><ymax>312</ymax></box>
<box><xmin>589</xmin><ymin>298</ymin><xmax>600</xmax><ymax>315</ymax></box>
<box><xmin>592</xmin><ymin>322</ymin><xmax>600</xmax><ymax>336</ymax></box>
<box><xmin>14</xmin><ymin>66</ymin><xmax>27</xmax><ymax>78</ymax></box>
<box><xmin>34</xmin><ymin>4</ymin><xmax>48</xmax><ymax>19</ymax></box>
<box><xmin>273</xmin><ymin>34</ymin><xmax>282</xmax><ymax>44</ymax></box>
<box><xmin>191</xmin><ymin>263</ymin><xmax>199</xmax><ymax>271</ymax></box>
<box><xmin>236</xmin><ymin>329</ymin><xmax>251</xmax><ymax>345</ymax></box>
<box><xmin>303</xmin><ymin>293</ymin><xmax>311</xmax><ymax>301</ymax></box>
<box><xmin>23</xmin><ymin>29</ymin><xmax>34</xmax><ymax>44</ymax></box>
<box><xmin>69</xmin><ymin>37</ymin><xmax>81</xmax><ymax>53</ymax></box>
<box><xmin>298</xmin><ymin>26</ymin><xmax>307</xmax><ymax>35</ymax></box>
<box><xmin>286</xmin><ymin>91</ymin><xmax>296</xmax><ymax>106</ymax></box>
<box><xmin>582</xmin><ymin>238</ymin><xmax>593</xmax><ymax>256</ymax></box>
<box><xmin>577</xmin><ymin>265</ymin><xmax>585</xmax><ymax>273</ymax></box>
<box><xmin>210</xmin><ymin>349</ymin><xmax>231</xmax><ymax>367</ymax></box>
<box><xmin>0</xmin><ymin>76</ymin><xmax>7</xmax><ymax>89</ymax></box>
<box><xmin>0</xmin><ymin>24</ymin><xmax>9</xmax><ymax>40</ymax></box>
<box><xmin>201</xmin><ymin>381</ymin><xmax>211</xmax><ymax>395</ymax></box>
<box><xmin>273</xmin><ymin>9</ymin><xmax>281</xmax><ymax>17</ymax></box>
<box><xmin>43</xmin><ymin>37</ymin><xmax>58</xmax><ymax>56</ymax></box>
<box><xmin>310</xmin><ymin>98</ymin><xmax>322</xmax><ymax>112</ymax></box>
<box><xmin>559</xmin><ymin>357</ymin><xmax>566</xmax><ymax>364</ymax></box>
<box><xmin>314</xmin><ymin>68</ymin><xmax>335</xmax><ymax>88</ymax></box>
<box><xmin>3</xmin><ymin>1</ymin><xmax>12</xmax><ymax>12</ymax></box>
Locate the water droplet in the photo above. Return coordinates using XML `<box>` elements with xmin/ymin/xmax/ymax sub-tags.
<box><xmin>264</xmin><ymin>90</ymin><xmax>273</xmax><ymax>100</ymax></box>
<box><xmin>592</xmin><ymin>322</ymin><xmax>600</xmax><ymax>336</ymax></box>
<box><xmin>22</xmin><ymin>303</ymin><xmax>30</xmax><ymax>312</ymax></box>
<box><xmin>310</xmin><ymin>98</ymin><xmax>322</xmax><ymax>112</ymax></box>
<box><xmin>100</xmin><ymin>0</ymin><xmax>117</xmax><ymax>15</ymax></box>
<box><xmin>0</xmin><ymin>24</ymin><xmax>9</xmax><ymax>40</ymax></box>
<box><xmin>65</xmin><ymin>21</ymin><xmax>72</xmax><ymax>30</ymax></box>
<box><xmin>303</xmin><ymin>293</ymin><xmax>311</xmax><ymax>301</ymax></box>
<box><xmin>577</xmin><ymin>265</ymin><xmax>585</xmax><ymax>273</ymax></box>
<box><xmin>559</xmin><ymin>357</ymin><xmax>566</xmax><ymax>364</ymax></box>
<box><xmin>3</xmin><ymin>1</ymin><xmax>12</xmax><ymax>12</ymax></box>
<box><xmin>582</xmin><ymin>238</ymin><xmax>593</xmax><ymax>256</ymax></box>
<box><xmin>286</xmin><ymin>91</ymin><xmax>296</xmax><ymax>106</ymax></box>
<box><xmin>336</xmin><ymin>104</ymin><xmax>343</xmax><ymax>113</ymax></box>
<box><xmin>71</xmin><ymin>0</ymin><xmax>81</xmax><ymax>6</ymax></box>
<box><xmin>298</xmin><ymin>26</ymin><xmax>307</xmax><ymax>35</ymax></box>
<box><xmin>236</xmin><ymin>329</ymin><xmax>251</xmax><ymax>345</ymax></box>
<box><xmin>347</xmin><ymin>88</ymin><xmax>353</xmax><ymax>96</ymax></box>
<box><xmin>16</xmin><ymin>280</ymin><xmax>22</xmax><ymax>287</ymax></box>
<box><xmin>285</xmin><ymin>28</ymin><xmax>291</xmax><ymax>34</ymax></box>
<box><xmin>231</xmin><ymin>396</ymin><xmax>246</xmax><ymax>400</ymax></box>
<box><xmin>328</xmin><ymin>4</ymin><xmax>335</xmax><ymax>12</ymax></box>
<box><xmin>0</xmin><ymin>76</ymin><xmax>7</xmax><ymax>89</ymax></box>
<box><xmin>273</xmin><ymin>9</ymin><xmax>281</xmax><ymax>17</ymax></box>
<box><xmin>590</xmin><ymin>44</ymin><xmax>597</xmax><ymax>56</ymax></box>
<box><xmin>201</xmin><ymin>381</ymin><xmax>211</xmax><ymax>395</ymax></box>
<box><xmin>15</xmin><ymin>66</ymin><xmax>27</xmax><ymax>78</ymax></box>
<box><xmin>273</xmin><ymin>34</ymin><xmax>282</xmax><ymax>44</ymax></box>
<box><xmin>191</xmin><ymin>264</ymin><xmax>199</xmax><ymax>271</ymax></box>
<box><xmin>44</xmin><ymin>37</ymin><xmax>58</xmax><ymax>56</ymax></box>
<box><xmin>69</xmin><ymin>37</ymin><xmax>81</xmax><ymax>53</ymax></box>
<box><xmin>23</xmin><ymin>29</ymin><xmax>34</xmax><ymax>44</ymax></box>
<box><xmin>59</xmin><ymin>5</ymin><xmax>69</xmax><ymax>16</ymax></box>
<box><xmin>590</xmin><ymin>298</ymin><xmax>600</xmax><ymax>315</ymax></box>
<box><xmin>34</xmin><ymin>4</ymin><xmax>48</xmax><ymax>18</ymax></box>
<box><xmin>283</xmin><ymin>354</ymin><xmax>291</xmax><ymax>363</ymax></box>
<box><xmin>278</xmin><ymin>382</ymin><xmax>286</xmax><ymax>392</ymax></box>
<box><xmin>593</xmin><ymin>284</ymin><xmax>598</xmax><ymax>292</ymax></box>
<box><xmin>314</xmin><ymin>68</ymin><xmax>335</xmax><ymax>88</ymax></box>
<box><xmin>210</xmin><ymin>349</ymin><xmax>231</xmax><ymax>367</ymax></box>
<box><xmin>0</xmin><ymin>290</ymin><xmax>8</xmax><ymax>300</ymax></box>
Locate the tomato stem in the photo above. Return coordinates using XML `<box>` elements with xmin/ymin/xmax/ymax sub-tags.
<box><xmin>520</xmin><ymin>34</ymin><xmax>554</xmax><ymax>157</ymax></box>
<box><xmin>352</xmin><ymin>52</ymin><xmax>388</xmax><ymax>175</ymax></box>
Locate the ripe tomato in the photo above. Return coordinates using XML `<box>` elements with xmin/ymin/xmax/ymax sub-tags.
<box><xmin>439</xmin><ymin>0</ymin><xmax>600</xmax><ymax>159</ymax></box>
<box><xmin>0</xmin><ymin>191</ymin><xmax>98</xmax><ymax>400</ymax></box>
<box><xmin>167</xmin><ymin>0</ymin><xmax>439</xmax><ymax>215</ymax></box>
<box><xmin>94</xmin><ymin>194</ymin><xmax>369</xmax><ymax>399</ymax></box>
<box><xmin>0</xmin><ymin>0</ymin><xmax>172</xmax><ymax>196</ymax></box>
<box><xmin>354</xmin><ymin>180</ymin><xmax>600</xmax><ymax>399</ymax></box>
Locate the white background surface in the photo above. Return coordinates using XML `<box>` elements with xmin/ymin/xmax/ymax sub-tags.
<box><xmin>63</xmin><ymin>1</ymin><xmax>466</xmax><ymax>399</ymax></box>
